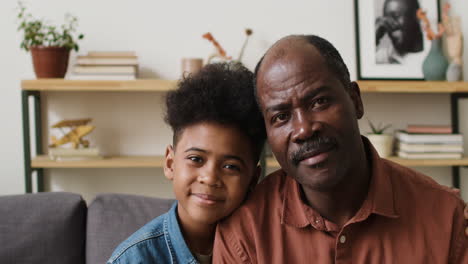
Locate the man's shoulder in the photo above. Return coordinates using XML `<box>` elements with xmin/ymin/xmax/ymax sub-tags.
<box><xmin>244</xmin><ymin>169</ymin><xmax>286</xmax><ymax>208</ymax></box>
<box><xmin>219</xmin><ymin>169</ymin><xmax>287</xmax><ymax>226</ymax></box>
<box><xmin>107</xmin><ymin>213</ymin><xmax>168</xmax><ymax>263</ymax></box>
<box><xmin>382</xmin><ymin>158</ymin><xmax>463</xmax><ymax>207</ymax></box>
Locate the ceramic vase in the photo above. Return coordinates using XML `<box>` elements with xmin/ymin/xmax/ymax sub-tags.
<box><xmin>422</xmin><ymin>39</ymin><xmax>449</xmax><ymax>81</ymax></box>
<box><xmin>367</xmin><ymin>134</ymin><xmax>394</xmax><ymax>158</ymax></box>
<box><xmin>446</xmin><ymin>62</ymin><xmax>462</xmax><ymax>81</ymax></box>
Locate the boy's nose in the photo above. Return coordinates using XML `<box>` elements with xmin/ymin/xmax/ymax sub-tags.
<box><xmin>198</xmin><ymin>167</ymin><xmax>222</xmax><ymax>187</ymax></box>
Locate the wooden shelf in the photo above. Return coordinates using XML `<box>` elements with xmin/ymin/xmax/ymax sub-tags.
<box><xmin>21</xmin><ymin>79</ymin><xmax>177</xmax><ymax>92</ymax></box>
<box><xmin>31</xmin><ymin>155</ymin><xmax>165</xmax><ymax>168</ymax></box>
<box><xmin>266</xmin><ymin>156</ymin><xmax>468</xmax><ymax>168</ymax></box>
<box><xmin>35</xmin><ymin>155</ymin><xmax>468</xmax><ymax>169</ymax></box>
<box><xmin>21</xmin><ymin>79</ymin><xmax>468</xmax><ymax>93</ymax></box>
<box><xmin>357</xmin><ymin>80</ymin><xmax>468</xmax><ymax>93</ymax></box>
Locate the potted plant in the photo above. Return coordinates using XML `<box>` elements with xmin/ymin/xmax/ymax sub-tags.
<box><xmin>17</xmin><ymin>2</ymin><xmax>84</xmax><ymax>78</ymax></box>
<box><xmin>367</xmin><ymin>119</ymin><xmax>394</xmax><ymax>158</ymax></box>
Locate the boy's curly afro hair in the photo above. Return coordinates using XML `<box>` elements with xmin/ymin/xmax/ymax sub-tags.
<box><xmin>165</xmin><ymin>62</ymin><xmax>266</xmax><ymax>161</ymax></box>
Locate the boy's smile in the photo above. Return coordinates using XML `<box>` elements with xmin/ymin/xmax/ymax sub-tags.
<box><xmin>164</xmin><ymin>122</ymin><xmax>259</xmax><ymax>225</ymax></box>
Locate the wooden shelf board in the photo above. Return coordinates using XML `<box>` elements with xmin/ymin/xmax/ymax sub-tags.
<box><xmin>266</xmin><ymin>156</ymin><xmax>468</xmax><ymax>168</ymax></box>
<box><xmin>33</xmin><ymin>154</ymin><xmax>468</xmax><ymax>169</ymax></box>
<box><xmin>31</xmin><ymin>155</ymin><xmax>165</xmax><ymax>168</ymax></box>
<box><xmin>22</xmin><ymin>79</ymin><xmax>177</xmax><ymax>92</ymax></box>
<box><xmin>357</xmin><ymin>80</ymin><xmax>468</xmax><ymax>93</ymax></box>
<box><xmin>21</xmin><ymin>80</ymin><xmax>468</xmax><ymax>93</ymax></box>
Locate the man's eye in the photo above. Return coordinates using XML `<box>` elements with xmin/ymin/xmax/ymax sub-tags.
<box><xmin>272</xmin><ymin>113</ymin><xmax>290</xmax><ymax>124</ymax></box>
<box><xmin>313</xmin><ymin>97</ymin><xmax>330</xmax><ymax>108</ymax></box>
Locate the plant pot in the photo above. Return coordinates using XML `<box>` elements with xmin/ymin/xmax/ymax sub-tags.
<box><xmin>367</xmin><ymin>134</ymin><xmax>394</xmax><ymax>158</ymax></box>
<box><xmin>30</xmin><ymin>46</ymin><xmax>70</xmax><ymax>78</ymax></box>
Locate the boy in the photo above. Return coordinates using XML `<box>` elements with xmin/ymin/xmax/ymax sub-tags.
<box><xmin>107</xmin><ymin>62</ymin><xmax>265</xmax><ymax>264</ymax></box>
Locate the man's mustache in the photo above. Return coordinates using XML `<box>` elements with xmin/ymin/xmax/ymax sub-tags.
<box><xmin>290</xmin><ymin>136</ymin><xmax>338</xmax><ymax>166</ymax></box>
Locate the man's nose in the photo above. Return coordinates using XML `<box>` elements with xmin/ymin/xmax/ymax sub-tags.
<box><xmin>291</xmin><ymin>111</ymin><xmax>322</xmax><ymax>143</ymax></box>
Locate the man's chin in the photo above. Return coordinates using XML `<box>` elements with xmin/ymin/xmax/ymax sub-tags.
<box><xmin>293</xmin><ymin>164</ymin><xmax>342</xmax><ymax>191</ymax></box>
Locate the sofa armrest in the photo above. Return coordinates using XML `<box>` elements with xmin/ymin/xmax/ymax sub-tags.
<box><xmin>0</xmin><ymin>192</ymin><xmax>86</xmax><ymax>264</ymax></box>
<box><xmin>86</xmin><ymin>193</ymin><xmax>174</xmax><ymax>264</ymax></box>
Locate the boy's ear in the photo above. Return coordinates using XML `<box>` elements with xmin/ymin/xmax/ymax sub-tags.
<box><xmin>164</xmin><ymin>145</ymin><xmax>175</xmax><ymax>181</ymax></box>
<box><xmin>249</xmin><ymin>165</ymin><xmax>262</xmax><ymax>190</ymax></box>
<box><xmin>243</xmin><ymin>165</ymin><xmax>261</xmax><ymax>203</ymax></box>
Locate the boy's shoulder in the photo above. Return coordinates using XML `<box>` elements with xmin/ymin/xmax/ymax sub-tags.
<box><xmin>107</xmin><ymin>210</ymin><xmax>170</xmax><ymax>264</ymax></box>
<box><xmin>107</xmin><ymin>202</ymin><xmax>198</xmax><ymax>264</ymax></box>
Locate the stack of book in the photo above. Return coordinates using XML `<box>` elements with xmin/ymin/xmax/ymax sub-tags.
<box><xmin>395</xmin><ymin>125</ymin><xmax>463</xmax><ymax>159</ymax></box>
<box><xmin>68</xmin><ymin>51</ymin><xmax>138</xmax><ymax>80</ymax></box>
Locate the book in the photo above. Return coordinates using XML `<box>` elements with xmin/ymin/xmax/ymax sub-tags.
<box><xmin>397</xmin><ymin>151</ymin><xmax>462</xmax><ymax>159</ymax></box>
<box><xmin>395</xmin><ymin>131</ymin><xmax>463</xmax><ymax>144</ymax></box>
<box><xmin>67</xmin><ymin>74</ymin><xmax>136</xmax><ymax>80</ymax></box>
<box><xmin>397</xmin><ymin>142</ymin><xmax>463</xmax><ymax>153</ymax></box>
<box><xmin>76</xmin><ymin>56</ymin><xmax>138</xmax><ymax>66</ymax></box>
<box><xmin>406</xmin><ymin>125</ymin><xmax>452</xmax><ymax>134</ymax></box>
<box><xmin>87</xmin><ymin>51</ymin><xmax>136</xmax><ymax>57</ymax></box>
<box><xmin>73</xmin><ymin>65</ymin><xmax>136</xmax><ymax>75</ymax></box>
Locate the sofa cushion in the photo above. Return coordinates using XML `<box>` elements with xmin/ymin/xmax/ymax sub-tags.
<box><xmin>0</xmin><ymin>192</ymin><xmax>86</xmax><ymax>264</ymax></box>
<box><xmin>86</xmin><ymin>193</ymin><xmax>174</xmax><ymax>264</ymax></box>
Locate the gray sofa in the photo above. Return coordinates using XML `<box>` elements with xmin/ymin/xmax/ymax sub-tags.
<box><xmin>0</xmin><ymin>192</ymin><xmax>174</xmax><ymax>264</ymax></box>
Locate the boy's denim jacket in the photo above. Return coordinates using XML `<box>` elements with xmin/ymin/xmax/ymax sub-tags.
<box><xmin>107</xmin><ymin>202</ymin><xmax>199</xmax><ymax>264</ymax></box>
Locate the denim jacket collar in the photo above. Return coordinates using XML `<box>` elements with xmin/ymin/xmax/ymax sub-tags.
<box><xmin>164</xmin><ymin>202</ymin><xmax>198</xmax><ymax>264</ymax></box>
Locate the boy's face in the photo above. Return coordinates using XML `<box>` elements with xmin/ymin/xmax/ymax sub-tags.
<box><xmin>164</xmin><ymin>122</ymin><xmax>259</xmax><ymax>225</ymax></box>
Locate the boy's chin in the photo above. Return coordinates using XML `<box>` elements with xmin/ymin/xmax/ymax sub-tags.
<box><xmin>189</xmin><ymin>210</ymin><xmax>225</xmax><ymax>225</ymax></box>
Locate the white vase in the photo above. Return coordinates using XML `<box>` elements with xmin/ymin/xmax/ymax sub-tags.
<box><xmin>367</xmin><ymin>134</ymin><xmax>394</xmax><ymax>158</ymax></box>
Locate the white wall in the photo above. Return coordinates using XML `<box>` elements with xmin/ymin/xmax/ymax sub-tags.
<box><xmin>1</xmin><ymin>0</ymin><xmax>467</xmax><ymax>202</ymax></box>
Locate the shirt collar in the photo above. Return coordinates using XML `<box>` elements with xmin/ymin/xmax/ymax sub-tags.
<box><xmin>354</xmin><ymin>136</ymin><xmax>399</xmax><ymax>222</ymax></box>
<box><xmin>281</xmin><ymin>136</ymin><xmax>399</xmax><ymax>229</ymax></box>
<box><xmin>165</xmin><ymin>202</ymin><xmax>198</xmax><ymax>264</ymax></box>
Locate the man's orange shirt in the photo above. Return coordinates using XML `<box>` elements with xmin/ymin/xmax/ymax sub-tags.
<box><xmin>213</xmin><ymin>139</ymin><xmax>467</xmax><ymax>263</ymax></box>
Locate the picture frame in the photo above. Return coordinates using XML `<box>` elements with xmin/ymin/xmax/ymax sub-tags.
<box><xmin>354</xmin><ymin>0</ymin><xmax>440</xmax><ymax>80</ymax></box>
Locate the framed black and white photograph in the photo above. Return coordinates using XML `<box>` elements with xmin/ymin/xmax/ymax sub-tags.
<box><xmin>355</xmin><ymin>0</ymin><xmax>440</xmax><ymax>79</ymax></box>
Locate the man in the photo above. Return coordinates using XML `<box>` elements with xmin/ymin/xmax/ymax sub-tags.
<box><xmin>213</xmin><ymin>35</ymin><xmax>467</xmax><ymax>263</ymax></box>
<box><xmin>375</xmin><ymin>0</ymin><xmax>423</xmax><ymax>64</ymax></box>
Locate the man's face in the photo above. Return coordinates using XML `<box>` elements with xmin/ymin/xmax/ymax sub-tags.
<box><xmin>164</xmin><ymin>122</ymin><xmax>258</xmax><ymax>225</ymax></box>
<box><xmin>257</xmin><ymin>42</ymin><xmax>363</xmax><ymax>191</ymax></box>
<box><xmin>383</xmin><ymin>0</ymin><xmax>414</xmax><ymax>51</ymax></box>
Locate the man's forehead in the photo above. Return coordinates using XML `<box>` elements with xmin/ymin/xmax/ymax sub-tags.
<box><xmin>258</xmin><ymin>40</ymin><xmax>327</xmax><ymax>87</ymax></box>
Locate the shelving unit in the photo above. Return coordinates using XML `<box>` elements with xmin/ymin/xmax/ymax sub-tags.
<box><xmin>22</xmin><ymin>79</ymin><xmax>468</xmax><ymax>192</ymax></box>
<box><xmin>21</xmin><ymin>79</ymin><xmax>177</xmax><ymax>193</ymax></box>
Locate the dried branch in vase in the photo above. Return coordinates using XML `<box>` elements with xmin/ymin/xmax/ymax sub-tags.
<box><xmin>202</xmin><ymin>32</ymin><xmax>231</xmax><ymax>63</ymax></box>
<box><xmin>202</xmin><ymin>29</ymin><xmax>253</xmax><ymax>64</ymax></box>
<box><xmin>237</xmin><ymin>28</ymin><xmax>253</xmax><ymax>62</ymax></box>
<box><xmin>416</xmin><ymin>8</ymin><xmax>445</xmax><ymax>40</ymax></box>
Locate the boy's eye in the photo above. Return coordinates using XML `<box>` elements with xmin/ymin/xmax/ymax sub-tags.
<box><xmin>188</xmin><ymin>156</ymin><xmax>203</xmax><ymax>163</ymax></box>
<box><xmin>223</xmin><ymin>164</ymin><xmax>241</xmax><ymax>172</ymax></box>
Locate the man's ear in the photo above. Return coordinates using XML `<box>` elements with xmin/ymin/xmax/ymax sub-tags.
<box><xmin>349</xmin><ymin>81</ymin><xmax>364</xmax><ymax>119</ymax></box>
<box><xmin>164</xmin><ymin>145</ymin><xmax>175</xmax><ymax>181</ymax></box>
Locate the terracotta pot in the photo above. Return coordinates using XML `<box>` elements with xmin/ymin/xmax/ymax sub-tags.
<box><xmin>30</xmin><ymin>46</ymin><xmax>70</xmax><ymax>78</ymax></box>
